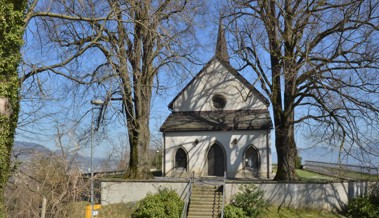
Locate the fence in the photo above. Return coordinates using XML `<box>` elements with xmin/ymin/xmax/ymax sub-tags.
<box><xmin>304</xmin><ymin>160</ymin><xmax>379</xmax><ymax>176</ymax></box>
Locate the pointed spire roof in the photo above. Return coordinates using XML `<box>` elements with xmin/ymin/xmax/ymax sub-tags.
<box><xmin>215</xmin><ymin>18</ymin><xmax>229</xmax><ymax>63</ymax></box>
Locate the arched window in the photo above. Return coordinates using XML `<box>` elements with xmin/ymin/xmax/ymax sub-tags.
<box><xmin>244</xmin><ymin>146</ymin><xmax>259</xmax><ymax>170</ymax></box>
<box><xmin>175</xmin><ymin>147</ymin><xmax>187</xmax><ymax>169</ymax></box>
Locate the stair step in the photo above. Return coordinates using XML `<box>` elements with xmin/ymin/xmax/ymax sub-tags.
<box><xmin>191</xmin><ymin>196</ymin><xmax>221</xmax><ymax>200</ymax></box>
<box><xmin>188</xmin><ymin>211</ymin><xmax>220</xmax><ymax>216</ymax></box>
<box><xmin>189</xmin><ymin>204</ymin><xmax>221</xmax><ymax>209</ymax></box>
<box><xmin>191</xmin><ymin>194</ymin><xmax>221</xmax><ymax>198</ymax></box>
<box><xmin>190</xmin><ymin>200</ymin><xmax>221</xmax><ymax>205</ymax></box>
<box><xmin>188</xmin><ymin>207</ymin><xmax>219</xmax><ymax>211</ymax></box>
<box><xmin>189</xmin><ymin>201</ymin><xmax>221</xmax><ymax>206</ymax></box>
<box><xmin>192</xmin><ymin>185</ymin><xmax>221</xmax><ymax>190</ymax></box>
<box><xmin>192</xmin><ymin>189</ymin><xmax>222</xmax><ymax>193</ymax></box>
<box><xmin>193</xmin><ymin>186</ymin><xmax>219</xmax><ymax>188</ymax></box>
<box><xmin>192</xmin><ymin>187</ymin><xmax>220</xmax><ymax>191</ymax></box>
<box><xmin>188</xmin><ymin>216</ymin><xmax>219</xmax><ymax>218</ymax></box>
<box><xmin>186</xmin><ymin>185</ymin><xmax>224</xmax><ymax>218</ymax></box>
<box><xmin>189</xmin><ymin>203</ymin><xmax>221</xmax><ymax>208</ymax></box>
<box><xmin>192</xmin><ymin>191</ymin><xmax>220</xmax><ymax>194</ymax></box>
<box><xmin>191</xmin><ymin>192</ymin><xmax>222</xmax><ymax>196</ymax></box>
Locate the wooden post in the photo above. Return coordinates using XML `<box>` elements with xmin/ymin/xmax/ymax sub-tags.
<box><xmin>41</xmin><ymin>197</ymin><xmax>47</xmax><ymax>218</ymax></box>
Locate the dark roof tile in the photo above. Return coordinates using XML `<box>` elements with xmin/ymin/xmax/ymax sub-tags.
<box><xmin>160</xmin><ymin>110</ymin><xmax>272</xmax><ymax>132</ymax></box>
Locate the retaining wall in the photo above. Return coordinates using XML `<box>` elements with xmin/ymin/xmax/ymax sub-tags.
<box><xmin>101</xmin><ymin>180</ymin><xmax>189</xmax><ymax>205</ymax></box>
<box><xmin>100</xmin><ymin>180</ymin><xmax>372</xmax><ymax>211</ymax></box>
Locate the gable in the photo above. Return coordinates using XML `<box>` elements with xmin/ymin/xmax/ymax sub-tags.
<box><xmin>169</xmin><ymin>57</ymin><xmax>269</xmax><ymax>112</ymax></box>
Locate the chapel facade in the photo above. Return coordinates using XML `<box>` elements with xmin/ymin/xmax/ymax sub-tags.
<box><xmin>160</xmin><ymin>23</ymin><xmax>272</xmax><ymax>179</ymax></box>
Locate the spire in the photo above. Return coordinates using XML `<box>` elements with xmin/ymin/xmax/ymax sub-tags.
<box><xmin>215</xmin><ymin>17</ymin><xmax>229</xmax><ymax>63</ymax></box>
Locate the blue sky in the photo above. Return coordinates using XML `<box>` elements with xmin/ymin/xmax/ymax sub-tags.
<box><xmin>15</xmin><ymin>0</ymin><xmax>379</xmax><ymax>167</ymax></box>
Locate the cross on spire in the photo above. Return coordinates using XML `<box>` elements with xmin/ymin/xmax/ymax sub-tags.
<box><xmin>215</xmin><ymin>17</ymin><xmax>229</xmax><ymax>63</ymax></box>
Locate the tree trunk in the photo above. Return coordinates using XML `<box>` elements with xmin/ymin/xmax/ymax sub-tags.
<box><xmin>0</xmin><ymin>1</ymin><xmax>24</xmax><ymax>216</ymax></box>
<box><xmin>125</xmin><ymin>74</ymin><xmax>153</xmax><ymax>179</ymax></box>
<box><xmin>125</xmin><ymin>108</ymin><xmax>153</xmax><ymax>179</ymax></box>
<box><xmin>0</xmin><ymin>75</ymin><xmax>20</xmax><ymax>218</ymax></box>
<box><xmin>274</xmin><ymin>115</ymin><xmax>299</xmax><ymax>181</ymax></box>
<box><xmin>125</xmin><ymin>117</ymin><xmax>153</xmax><ymax>179</ymax></box>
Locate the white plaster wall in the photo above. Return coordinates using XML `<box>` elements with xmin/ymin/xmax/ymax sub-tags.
<box><xmin>101</xmin><ymin>181</ymin><xmax>189</xmax><ymax>205</ymax></box>
<box><xmin>101</xmin><ymin>181</ymin><xmax>372</xmax><ymax>211</ymax></box>
<box><xmin>225</xmin><ymin>182</ymin><xmax>371</xmax><ymax>211</ymax></box>
<box><xmin>164</xmin><ymin>130</ymin><xmax>271</xmax><ymax>178</ymax></box>
<box><xmin>171</xmin><ymin>59</ymin><xmax>267</xmax><ymax>112</ymax></box>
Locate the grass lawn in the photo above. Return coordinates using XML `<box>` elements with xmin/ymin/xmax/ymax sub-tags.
<box><xmin>296</xmin><ymin>169</ymin><xmax>338</xmax><ymax>182</ymax></box>
<box><xmin>69</xmin><ymin>202</ymin><xmax>345</xmax><ymax>218</ymax></box>
<box><xmin>66</xmin><ymin>202</ymin><xmax>134</xmax><ymax>218</ymax></box>
<box><xmin>266</xmin><ymin>206</ymin><xmax>344</xmax><ymax>218</ymax></box>
<box><xmin>272</xmin><ymin>165</ymin><xmax>339</xmax><ymax>182</ymax></box>
<box><xmin>98</xmin><ymin>205</ymin><xmax>344</xmax><ymax>218</ymax></box>
<box><xmin>96</xmin><ymin>203</ymin><xmax>134</xmax><ymax>218</ymax></box>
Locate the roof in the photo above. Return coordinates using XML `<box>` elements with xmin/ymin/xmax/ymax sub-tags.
<box><xmin>168</xmin><ymin>56</ymin><xmax>270</xmax><ymax>110</ymax></box>
<box><xmin>160</xmin><ymin>110</ymin><xmax>272</xmax><ymax>132</ymax></box>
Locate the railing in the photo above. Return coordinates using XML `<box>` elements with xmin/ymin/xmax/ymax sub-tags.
<box><xmin>181</xmin><ymin>171</ymin><xmax>194</xmax><ymax>218</ymax></box>
<box><xmin>82</xmin><ymin>170</ymin><xmax>125</xmax><ymax>178</ymax></box>
<box><xmin>220</xmin><ymin>171</ymin><xmax>226</xmax><ymax>218</ymax></box>
<box><xmin>304</xmin><ymin>160</ymin><xmax>379</xmax><ymax>175</ymax></box>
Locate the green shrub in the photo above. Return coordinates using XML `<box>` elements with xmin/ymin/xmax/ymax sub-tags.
<box><xmin>346</xmin><ymin>196</ymin><xmax>379</xmax><ymax>218</ymax></box>
<box><xmin>369</xmin><ymin>182</ymin><xmax>379</xmax><ymax>206</ymax></box>
<box><xmin>346</xmin><ymin>183</ymin><xmax>379</xmax><ymax>218</ymax></box>
<box><xmin>131</xmin><ymin>188</ymin><xmax>184</xmax><ymax>218</ymax></box>
<box><xmin>224</xmin><ymin>204</ymin><xmax>247</xmax><ymax>218</ymax></box>
<box><xmin>295</xmin><ymin>154</ymin><xmax>302</xmax><ymax>169</ymax></box>
<box><xmin>228</xmin><ymin>184</ymin><xmax>268</xmax><ymax>218</ymax></box>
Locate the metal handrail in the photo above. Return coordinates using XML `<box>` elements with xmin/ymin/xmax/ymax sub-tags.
<box><xmin>220</xmin><ymin>171</ymin><xmax>226</xmax><ymax>218</ymax></box>
<box><xmin>181</xmin><ymin>172</ymin><xmax>194</xmax><ymax>218</ymax></box>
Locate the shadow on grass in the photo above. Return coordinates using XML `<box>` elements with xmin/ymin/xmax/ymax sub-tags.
<box><xmin>266</xmin><ymin>206</ymin><xmax>344</xmax><ymax>218</ymax></box>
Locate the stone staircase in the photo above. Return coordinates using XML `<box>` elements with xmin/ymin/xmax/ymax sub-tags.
<box><xmin>187</xmin><ymin>185</ymin><xmax>223</xmax><ymax>218</ymax></box>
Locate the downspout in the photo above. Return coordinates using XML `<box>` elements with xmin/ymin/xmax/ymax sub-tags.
<box><xmin>163</xmin><ymin>131</ymin><xmax>166</xmax><ymax>177</ymax></box>
<box><xmin>266</xmin><ymin>130</ymin><xmax>270</xmax><ymax>179</ymax></box>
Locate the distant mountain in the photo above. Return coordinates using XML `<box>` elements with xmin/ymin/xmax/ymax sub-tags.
<box><xmin>13</xmin><ymin>141</ymin><xmax>53</xmax><ymax>160</ymax></box>
<box><xmin>12</xmin><ymin>141</ymin><xmax>111</xmax><ymax>172</ymax></box>
<box><xmin>68</xmin><ymin>152</ymin><xmax>115</xmax><ymax>173</ymax></box>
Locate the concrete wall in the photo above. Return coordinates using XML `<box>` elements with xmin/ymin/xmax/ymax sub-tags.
<box><xmin>101</xmin><ymin>180</ymin><xmax>372</xmax><ymax>211</ymax></box>
<box><xmin>164</xmin><ymin>130</ymin><xmax>271</xmax><ymax>179</ymax></box>
<box><xmin>101</xmin><ymin>180</ymin><xmax>190</xmax><ymax>205</ymax></box>
<box><xmin>171</xmin><ymin>59</ymin><xmax>267</xmax><ymax>112</ymax></box>
<box><xmin>226</xmin><ymin>182</ymin><xmax>370</xmax><ymax>211</ymax></box>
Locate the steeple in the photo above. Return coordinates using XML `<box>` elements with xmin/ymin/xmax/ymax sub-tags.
<box><xmin>215</xmin><ymin>18</ymin><xmax>229</xmax><ymax>63</ymax></box>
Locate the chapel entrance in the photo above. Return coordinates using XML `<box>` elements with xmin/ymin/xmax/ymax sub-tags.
<box><xmin>207</xmin><ymin>143</ymin><xmax>225</xmax><ymax>176</ymax></box>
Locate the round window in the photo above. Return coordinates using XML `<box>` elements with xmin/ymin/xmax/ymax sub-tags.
<box><xmin>212</xmin><ymin>94</ymin><xmax>226</xmax><ymax>109</ymax></box>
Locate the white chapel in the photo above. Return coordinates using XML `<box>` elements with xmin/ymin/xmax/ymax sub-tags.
<box><xmin>160</xmin><ymin>23</ymin><xmax>272</xmax><ymax>179</ymax></box>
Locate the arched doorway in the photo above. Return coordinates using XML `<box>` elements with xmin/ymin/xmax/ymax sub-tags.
<box><xmin>207</xmin><ymin>143</ymin><xmax>225</xmax><ymax>176</ymax></box>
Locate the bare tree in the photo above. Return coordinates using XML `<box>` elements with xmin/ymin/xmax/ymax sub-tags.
<box><xmin>6</xmin><ymin>151</ymin><xmax>88</xmax><ymax>218</ymax></box>
<box><xmin>227</xmin><ymin>0</ymin><xmax>379</xmax><ymax>180</ymax></box>
<box><xmin>100</xmin><ymin>135</ymin><xmax>130</xmax><ymax>171</ymax></box>
<box><xmin>23</xmin><ymin>0</ymin><xmax>204</xmax><ymax>178</ymax></box>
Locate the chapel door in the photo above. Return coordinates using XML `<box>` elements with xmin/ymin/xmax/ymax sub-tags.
<box><xmin>207</xmin><ymin>144</ymin><xmax>225</xmax><ymax>176</ymax></box>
